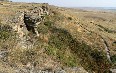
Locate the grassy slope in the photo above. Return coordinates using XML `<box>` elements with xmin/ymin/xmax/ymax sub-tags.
<box><xmin>0</xmin><ymin>2</ymin><xmax>115</xmax><ymax>73</ymax></box>
<box><xmin>42</xmin><ymin>9</ymin><xmax>112</xmax><ymax>72</ymax></box>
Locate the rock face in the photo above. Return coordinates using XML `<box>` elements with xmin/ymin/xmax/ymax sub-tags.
<box><xmin>101</xmin><ymin>36</ymin><xmax>111</xmax><ymax>62</ymax></box>
<box><xmin>24</xmin><ymin>6</ymin><xmax>49</xmax><ymax>36</ymax></box>
<box><xmin>13</xmin><ymin>5</ymin><xmax>49</xmax><ymax>49</ymax></box>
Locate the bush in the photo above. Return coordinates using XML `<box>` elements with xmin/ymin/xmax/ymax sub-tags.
<box><xmin>68</xmin><ymin>17</ymin><xmax>73</xmax><ymax>20</ymax></box>
<box><xmin>44</xmin><ymin>21</ymin><xmax>54</xmax><ymax>27</ymax></box>
<box><xmin>0</xmin><ymin>25</ymin><xmax>13</xmax><ymax>40</ymax></box>
<box><xmin>48</xmin><ymin>27</ymin><xmax>72</xmax><ymax>49</ymax></box>
<box><xmin>37</xmin><ymin>25</ymin><xmax>49</xmax><ymax>34</ymax></box>
<box><xmin>111</xmin><ymin>55</ymin><xmax>116</xmax><ymax>63</ymax></box>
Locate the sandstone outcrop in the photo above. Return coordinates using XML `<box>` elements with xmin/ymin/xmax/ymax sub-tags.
<box><xmin>13</xmin><ymin>5</ymin><xmax>49</xmax><ymax>49</ymax></box>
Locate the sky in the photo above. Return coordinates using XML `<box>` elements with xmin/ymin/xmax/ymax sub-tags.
<box><xmin>11</xmin><ymin>0</ymin><xmax>116</xmax><ymax>7</ymax></box>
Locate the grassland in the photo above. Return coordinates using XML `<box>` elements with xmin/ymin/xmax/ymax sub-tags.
<box><xmin>0</xmin><ymin>1</ymin><xmax>116</xmax><ymax>73</ymax></box>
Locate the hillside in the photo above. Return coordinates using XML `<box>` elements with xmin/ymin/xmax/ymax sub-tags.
<box><xmin>0</xmin><ymin>1</ymin><xmax>116</xmax><ymax>73</ymax></box>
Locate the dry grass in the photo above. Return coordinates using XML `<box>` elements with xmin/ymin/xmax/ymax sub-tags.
<box><xmin>0</xmin><ymin>1</ymin><xmax>115</xmax><ymax>72</ymax></box>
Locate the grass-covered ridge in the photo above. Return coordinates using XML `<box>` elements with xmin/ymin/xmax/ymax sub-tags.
<box><xmin>37</xmin><ymin>11</ymin><xmax>111</xmax><ymax>72</ymax></box>
<box><xmin>47</xmin><ymin>26</ymin><xmax>111</xmax><ymax>72</ymax></box>
<box><xmin>0</xmin><ymin>3</ymin><xmax>115</xmax><ymax>73</ymax></box>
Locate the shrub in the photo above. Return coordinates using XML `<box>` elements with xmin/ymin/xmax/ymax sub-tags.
<box><xmin>37</xmin><ymin>25</ymin><xmax>49</xmax><ymax>34</ymax></box>
<box><xmin>68</xmin><ymin>17</ymin><xmax>73</xmax><ymax>20</ymax></box>
<box><xmin>48</xmin><ymin>27</ymin><xmax>72</xmax><ymax>49</ymax></box>
<box><xmin>0</xmin><ymin>25</ymin><xmax>13</xmax><ymax>40</ymax></box>
<box><xmin>45</xmin><ymin>45</ymin><xmax>58</xmax><ymax>56</ymax></box>
<box><xmin>44</xmin><ymin>21</ymin><xmax>54</xmax><ymax>27</ymax></box>
<box><xmin>111</xmin><ymin>55</ymin><xmax>116</xmax><ymax>63</ymax></box>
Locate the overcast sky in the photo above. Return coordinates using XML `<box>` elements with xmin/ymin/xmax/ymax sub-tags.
<box><xmin>11</xmin><ymin>0</ymin><xmax>116</xmax><ymax>7</ymax></box>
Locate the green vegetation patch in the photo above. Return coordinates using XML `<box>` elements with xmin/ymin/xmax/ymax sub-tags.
<box><xmin>42</xmin><ymin>12</ymin><xmax>111</xmax><ymax>72</ymax></box>
<box><xmin>111</xmin><ymin>55</ymin><xmax>116</xmax><ymax>63</ymax></box>
<box><xmin>45</xmin><ymin>45</ymin><xmax>77</xmax><ymax>67</ymax></box>
<box><xmin>67</xmin><ymin>17</ymin><xmax>73</xmax><ymax>20</ymax></box>
<box><xmin>37</xmin><ymin>25</ymin><xmax>49</xmax><ymax>34</ymax></box>
<box><xmin>46</xmin><ymin>26</ymin><xmax>111</xmax><ymax>72</ymax></box>
<box><xmin>0</xmin><ymin>24</ymin><xmax>13</xmax><ymax>40</ymax></box>
<box><xmin>111</xmin><ymin>55</ymin><xmax>116</xmax><ymax>68</ymax></box>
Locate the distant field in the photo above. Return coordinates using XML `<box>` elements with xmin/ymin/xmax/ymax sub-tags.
<box><xmin>72</xmin><ymin>7</ymin><xmax>116</xmax><ymax>12</ymax></box>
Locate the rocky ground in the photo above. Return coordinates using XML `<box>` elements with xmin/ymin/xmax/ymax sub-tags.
<box><xmin>0</xmin><ymin>1</ymin><xmax>116</xmax><ymax>73</ymax></box>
